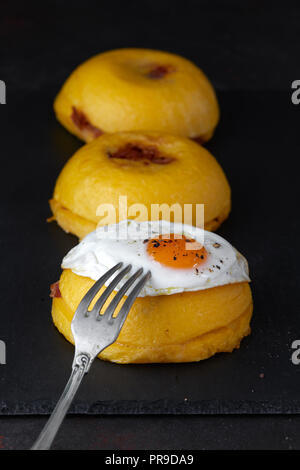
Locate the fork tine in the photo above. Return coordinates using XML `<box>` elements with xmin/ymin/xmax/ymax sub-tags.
<box><xmin>103</xmin><ymin>267</ymin><xmax>144</xmax><ymax>321</ymax></box>
<box><xmin>114</xmin><ymin>271</ymin><xmax>151</xmax><ymax>329</ymax></box>
<box><xmin>75</xmin><ymin>262</ymin><xmax>123</xmax><ymax>316</ymax></box>
<box><xmin>92</xmin><ymin>264</ymin><xmax>132</xmax><ymax>317</ymax></box>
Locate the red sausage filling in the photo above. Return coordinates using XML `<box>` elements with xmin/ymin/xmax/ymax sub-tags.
<box><xmin>71</xmin><ymin>106</ymin><xmax>103</xmax><ymax>138</ymax></box>
<box><xmin>50</xmin><ymin>281</ymin><xmax>61</xmax><ymax>298</ymax></box>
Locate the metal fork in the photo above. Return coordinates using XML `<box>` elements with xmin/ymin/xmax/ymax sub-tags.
<box><xmin>31</xmin><ymin>262</ymin><xmax>151</xmax><ymax>450</ymax></box>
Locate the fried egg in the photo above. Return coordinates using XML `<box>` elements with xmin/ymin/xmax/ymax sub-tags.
<box><xmin>62</xmin><ymin>220</ymin><xmax>250</xmax><ymax>297</ymax></box>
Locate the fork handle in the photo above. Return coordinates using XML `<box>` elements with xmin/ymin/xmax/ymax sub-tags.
<box><xmin>31</xmin><ymin>354</ymin><xmax>90</xmax><ymax>450</ymax></box>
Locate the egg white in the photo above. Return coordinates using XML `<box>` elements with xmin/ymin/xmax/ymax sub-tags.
<box><xmin>62</xmin><ymin>220</ymin><xmax>250</xmax><ymax>297</ymax></box>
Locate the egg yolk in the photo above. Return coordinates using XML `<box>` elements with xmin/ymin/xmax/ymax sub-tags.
<box><xmin>146</xmin><ymin>234</ymin><xmax>208</xmax><ymax>269</ymax></box>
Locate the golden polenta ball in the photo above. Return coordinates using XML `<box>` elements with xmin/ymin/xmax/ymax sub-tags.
<box><xmin>51</xmin><ymin>269</ymin><xmax>253</xmax><ymax>364</ymax></box>
<box><xmin>49</xmin><ymin>131</ymin><xmax>231</xmax><ymax>239</ymax></box>
<box><xmin>54</xmin><ymin>48</ymin><xmax>220</xmax><ymax>143</ymax></box>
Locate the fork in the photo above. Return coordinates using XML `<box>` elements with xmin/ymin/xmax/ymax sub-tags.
<box><xmin>31</xmin><ymin>262</ymin><xmax>151</xmax><ymax>450</ymax></box>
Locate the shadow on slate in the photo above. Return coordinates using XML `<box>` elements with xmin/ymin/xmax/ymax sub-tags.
<box><xmin>0</xmin><ymin>88</ymin><xmax>299</xmax><ymax>415</ymax></box>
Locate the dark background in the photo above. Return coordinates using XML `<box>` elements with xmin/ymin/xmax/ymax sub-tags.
<box><xmin>1</xmin><ymin>0</ymin><xmax>300</xmax><ymax>450</ymax></box>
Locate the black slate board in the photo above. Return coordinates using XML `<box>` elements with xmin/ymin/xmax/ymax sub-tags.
<box><xmin>0</xmin><ymin>88</ymin><xmax>299</xmax><ymax>415</ymax></box>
